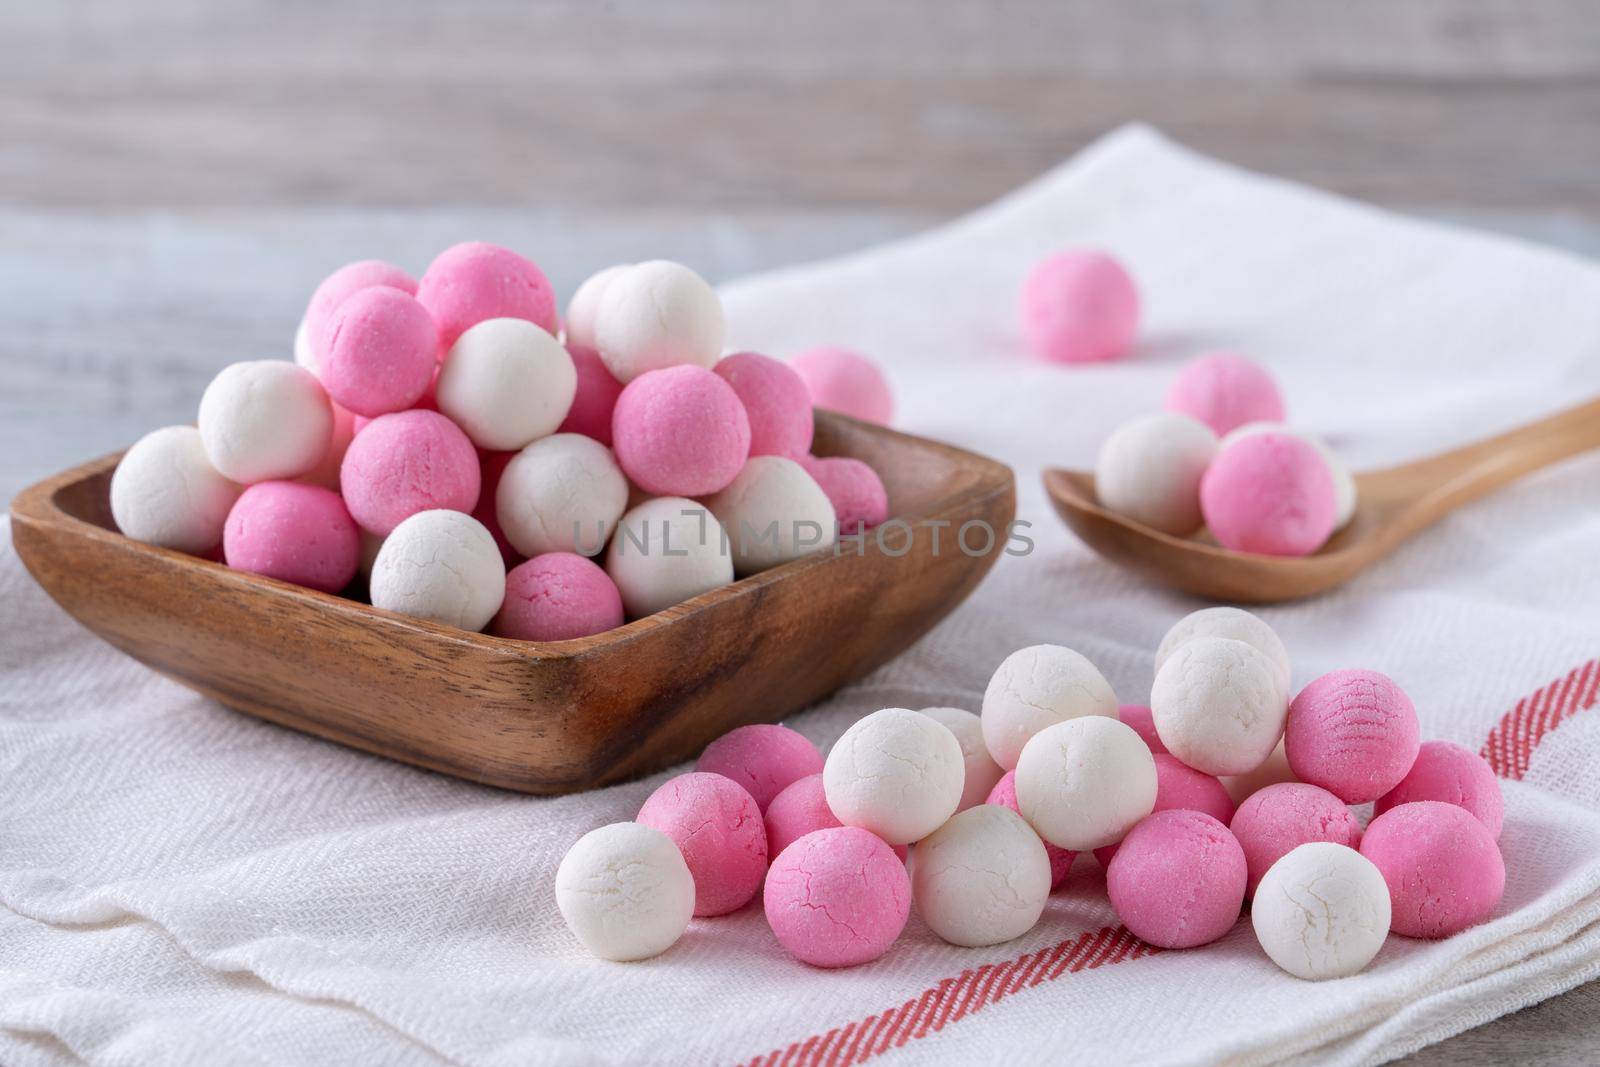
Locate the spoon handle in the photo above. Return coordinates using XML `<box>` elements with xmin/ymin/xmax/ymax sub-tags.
<box><xmin>1381</xmin><ymin>395</ymin><xmax>1600</xmax><ymax>518</ymax></box>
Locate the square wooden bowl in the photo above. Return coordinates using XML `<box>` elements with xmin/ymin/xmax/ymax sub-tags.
<box><xmin>11</xmin><ymin>412</ymin><xmax>1014</xmax><ymax>794</ymax></box>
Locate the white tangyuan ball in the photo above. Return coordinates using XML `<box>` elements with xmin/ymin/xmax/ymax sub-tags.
<box><xmin>823</xmin><ymin>708</ymin><xmax>965</xmax><ymax>845</ymax></box>
<box><xmin>1094</xmin><ymin>412</ymin><xmax>1218</xmax><ymax>535</ymax></box>
<box><xmin>605</xmin><ymin>497</ymin><xmax>734</xmax><ymax>618</ymax></box>
<box><xmin>913</xmin><ymin>805</ymin><xmax>1051</xmax><ymax>947</ymax></box>
<box><xmin>110</xmin><ymin>425</ymin><xmax>242</xmax><ymax>553</ymax></box>
<box><xmin>436</xmin><ymin>318</ymin><xmax>577</xmax><ymax>451</ymax></box>
<box><xmin>555</xmin><ymin>822</ymin><xmax>695</xmax><ymax>962</ymax></box>
<box><xmin>1224</xmin><ymin>421</ymin><xmax>1357</xmax><ymax>531</ymax></box>
<box><xmin>1151</xmin><ymin>637</ymin><xmax>1288</xmax><ymax>776</ymax></box>
<box><xmin>369</xmin><ymin>510</ymin><xmax>506</xmax><ymax>631</ymax></box>
<box><xmin>564</xmin><ymin>264</ymin><xmax>633</xmax><ymax>350</ymax></box>
<box><xmin>198</xmin><ymin>360</ymin><xmax>333</xmax><ymax>484</ymax></box>
<box><xmin>1155</xmin><ymin>606</ymin><xmax>1291</xmax><ymax>695</ymax></box>
<box><xmin>981</xmin><ymin>644</ymin><xmax>1118</xmax><ymax>771</ymax></box>
<box><xmin>1014</xmin><ymin>716</ymin><xmax>1157</xmax><ymax>851</ymax></box>
<box><xmin>497</xmin><ymin>433</ymin><xmax>629</xmax><ymax>558</ymax></box>
<box><xmin>705</xmin><ymin>456</ymin><xmax>837</xmax><ymax>576</ymax></box>
<box><xmin>920</xmin><ymin>706</ymin><xmax>1005</xmax><ymax>812</ymax></box>
<box><xmin>593</xmin><ymin>260</ymin><xmax>726</xmax><ymax>383</ymax></box>
<box><xmin>1252</xmin><ymin>842</ymin><xmax>1390</xmax><ymax>980</ymax></box>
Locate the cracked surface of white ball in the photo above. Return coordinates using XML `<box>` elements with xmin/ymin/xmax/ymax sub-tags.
<box><xmin>594</xmin><ymin>259</ymin><xmax>726</xmax><ymax>383</ymax></box>
<box><xmin>823</xmin><ymin>708</ymin><xmax>964</xmax><ymax>845</ymax></box>
<box><xmin>705</xmin><ymin>456</ymin><xmax>837</xmax><ymax>576</ymax></box>
<box><xmin>111</xmin><ymin>425</ymin><xmax>242</xmax><ymax>553</ymax></box>
<box><xmin>1152</xmin><ymin>636</ymin><xmax>1288</xmax><ymax>776</ymax></box>
<box><xmin>981</xmin><ymin>644</ymin><xmax>1118</xmax><ymax>771</ymax></box>
<box><xmin>1014</xmin><ymin>716</ymin><xmax>1157</xmax><ymax>851</ymax></box>
<box><xmin>1094</xmin><ymin>411</ymin><xmax>1218</xmax><ymax>535</ymax></box>
<box><xmin>497</xmin><ymin>433</ymin><xmax>629</xmax><ymax>558</ymax></box>
<box><xmin>555</xmin><ymin>822</ymin><xmax>695</xmax><ymax>962</ymax></box>
<box><xmin>198</xmin><ymin>360</ymin><xmax>333</xmax><ymax>484</ymax></box>
<box><xmin>912</xmin><ymin>804</ymin><xmax>1051</xmax><ymax>947</ymax></box>
<box><xmin>1252</xmin><ymin>842</ymin><xmax>1390</xmax><ymax>980</ymax></box>
<box><xmin>564</xmin><ymin>264</ymin><xmax>633</xmax><ymax>350</ymax></box>
<box><xmin>920</xmin><ymin>706</ymin><xmax>1004</xmax><ymax>811</ymax></box>
<box><xmin>436</xmin><ymin>318</ymin><xmax>577</xmax><ymax>451</ymax></box>
<box><xmin>605</xmin><ymin>497</ymin><xmax>734</xmax><ymax>617</ymax></box>
<box><xmin>369</xmin><ymin>510</ymin><xmax>506</xmax><ymax>631</ymax></box>
<box><xmin>1155</xmin><ymin>606</ymin><xmax>1291</xmax><ymax>695</ymax></box>
<box><xmin>1223</xmin><ymin>422</ymin><xmax>1357</xmax><ymax>530</ymax></box>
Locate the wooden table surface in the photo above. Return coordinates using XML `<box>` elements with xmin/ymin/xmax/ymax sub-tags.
<box><xmin>4</xmin><ymin>2</ymin><xmax>1599</xmax><ymax>1062</ymax></box>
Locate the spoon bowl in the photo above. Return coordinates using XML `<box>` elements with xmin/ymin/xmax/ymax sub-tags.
<box><xmin>1046</xmin><ymin>396</ymin><xmax>1600</xmax><ymax>602</ymax></box>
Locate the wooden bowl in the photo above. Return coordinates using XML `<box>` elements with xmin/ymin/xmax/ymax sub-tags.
<box><xmin>10</xmin><ymin>412</ymin><xmax>1014</xmax><ymax>794</ymax></box>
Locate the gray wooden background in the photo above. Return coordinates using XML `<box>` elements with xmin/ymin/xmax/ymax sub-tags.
<box><xmin>4</xmin><ymin>2</ymin><xmax>1599</xmax><ymax>1062</ymax></box>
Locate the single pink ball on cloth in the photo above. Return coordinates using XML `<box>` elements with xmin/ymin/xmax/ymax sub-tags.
<box><xmin>492</xmin><ymin>552</ymin><xmax>623</xmax><ymax>642</ymax></box>
<box><xmin>788</xmin><ymin>348</ymin><xmax>893</xmax><ymax>425</ymax></box>
<box><xmin>764</xmin><ymin>826</ymin><xmax>910</xmax><ymax>967</ymax></box>
<box><xmin>1361</xmin><ymin>800</ymin><xmax>1505</xmax><ymax>939</ymax></box>
<box><xmin>1200</xmin><ymin>432</ymin><xmax>1337</xmax><ymax>556</ymax></box>
<box><xmin>302</xmin><ymin>259</ymin><xmax>418</xmax><ymax>367</ymax></box>
<box><xmin>340</xmin><ymin>410</ymin><xmax>480</xmax><ymax>536</ymax></box>
<box><xmin>415</xmin><ymin>241</ymin><xmax>558</xmax><ymax>351</ymax></box>
<box><xmin>764</xmin><ymin>774</ymin><xmax>907</xmax><ymax>863</ymax></box>
<box><xmin>714</xmin><ymin>352</ymin><xmax>815</xmax><ymax>458</ymax></box>
<box><xmin>1106</xmin><ymin>809</ymin><xmax>1246</xmax><ymax>949</ymax></box>
<box><xmin>321</xmin><ymin>287</ymin><xmax>439</xmax><ymax>417</ymax></box>
<box><xmin>557</xmin><ymin>344</ymin><xmax>625</xmax><ymax>446</ymax></box>
<box><xmin>1287</xmin><ymin>669</ymin><xmax>1421</xmax><ymax>804</ymax></box>
<box><xmin>799</xmin><ymin>454</ymin><xmax>888</xmax><ymax>534</ymax></box>
<box><xmin>637</xmin><ymin>771</ymin><xmax>768</xmax><ymax>918</ymax></box>
<box><xmin>471</xmin><ymin>450</ymin><xmax>520</xmax><ymax>565</ymax></box>
<box><xmin>986</xmin><ymin>770</ymin><xmax>1073</xmax><ymax>887</ymax></box>
<box><xmin>696</xmin><ymin>723</ymin><xmax>824</xmax><ymax>811</ymax></box>
<box><xmin>1095</xmin><ymin>753</ymin><xmax>1235</xmax><ymax>866</ymax></box>
<box><xmin>1163</xmin><ymin>352</ymin><xmax>1285</xmax><ymax>436</ymax></box>
<box><xmin>1229</xmin><ymin>781</ymin><xmax>1362</xmax><ymax>895</ymax></box>
<box><xmin>1375</xmin><ymin>739</ymin><xmax>1503</xmax><ymax>838</ymax></box>
<box><xmin>1018</xmin><ymin>250</ymin><xmax>1139</xmax><ymax>365</ymax></box>
<box><xmin>611</xmin><ymin>365</ymin><xmax>751</xmax><ymax>496</ymax></box>
<box><xmin>223</xmin><ymin>481</ymin><xmax>359</xmax><ymax>593</ymax></box>
<box><xmin>1118</xmin><ymin>704</ymin><xmax>1167</xmax><ymax>755</ymax></box>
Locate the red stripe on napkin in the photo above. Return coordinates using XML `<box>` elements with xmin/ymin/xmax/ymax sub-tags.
<box><xmin>737</xmin><ymin>926</ymin><xmax>1153</xmax><ymax>1067</ymax></box>
<box><xmin>1482</xmin><ymin>658</ymin><xmax>1600</xmax><ymax>779</ymax></box>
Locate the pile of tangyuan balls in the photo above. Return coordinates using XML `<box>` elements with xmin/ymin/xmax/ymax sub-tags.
<box><xmin>109</xmin><ymin>244</ymin><xmax>897</xmax><ymax>640</ymax></box>
<box><xmin>558</xmin><ymin>607</ymin><xmax>1505</xmax><ymax>981</ymax></box>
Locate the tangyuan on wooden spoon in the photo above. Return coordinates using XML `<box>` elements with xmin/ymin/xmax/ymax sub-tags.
<box><xmin>1045</xmin><ymin>396</ymin><xmax>1600</xmax><ymax>602</ymax></box>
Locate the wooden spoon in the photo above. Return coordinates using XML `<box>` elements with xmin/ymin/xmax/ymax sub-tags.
<box><xmin>1044</xmin><ymin>396</ymin><xmax>1600</xmax><ymax>603</ymax></box>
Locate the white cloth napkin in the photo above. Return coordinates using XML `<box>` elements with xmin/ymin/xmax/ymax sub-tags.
<box><xmin>5</xmin><ymin>124</ymin><xmax>1600</xmax><ymax>1067</ymax></box>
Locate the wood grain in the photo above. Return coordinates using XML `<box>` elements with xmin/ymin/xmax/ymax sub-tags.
<box><xmin>2</xmin><ymin>2</ymin><xmax>1598</xmax><ymax>212</ymax></box>
<box><xmin>9</xmin><ymin>412</ymin><xmax>1015</xmax><ymax>793</ymax></box>
<box><xmin>1044</xmin><ymin>395</ymin><xmax>1600</xmax><ymax>601</ymax></box>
